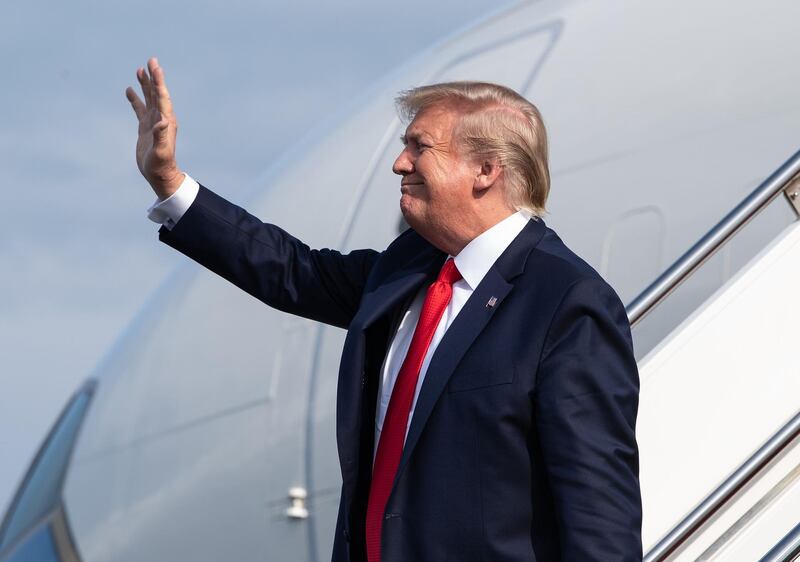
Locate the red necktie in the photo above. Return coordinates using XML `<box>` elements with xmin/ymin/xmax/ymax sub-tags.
<box><xmin>365</xmin><ymin>258</ymin><xmax>462</xmax><ymax>562</ymax></box>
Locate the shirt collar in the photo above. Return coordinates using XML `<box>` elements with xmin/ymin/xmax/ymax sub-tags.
<box><xmin>452</xmin><ymin>211</ymin><xmax>531</xmax><ymax>290</ymax></box>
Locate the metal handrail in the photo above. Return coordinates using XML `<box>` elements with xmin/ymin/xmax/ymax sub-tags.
<box><xmin>759</xmin><ymin>521</ymin><xmax>800</xmax><ymax>562</ymax></box>
<box><xmin>626</xmin><ymin>148</ymin><xmax>800</xmax><ymax>327</ymax></box>
<box><xmin>644</xmin><ymin>410</ymin><xmax>800</xmax><ymax>562</ymax></box>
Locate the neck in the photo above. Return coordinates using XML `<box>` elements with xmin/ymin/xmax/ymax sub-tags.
<box><xmin>431</xmin><ymin>207</ymin><xmax>517</xmax><ymax>256</ymax></box>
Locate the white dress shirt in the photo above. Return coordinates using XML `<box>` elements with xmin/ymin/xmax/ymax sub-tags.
<box><xmin>147</xmin><ymin>175</ymin><xmax>531</xmax><ymax>459</ymax></box>
<box><xmin>146</xmin><ymin>173</ymin><xmax>199</xmax><ymax>229</ymax></box>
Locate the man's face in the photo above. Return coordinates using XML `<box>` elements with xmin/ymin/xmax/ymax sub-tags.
<box><xmin>392</xmin><ymin>104</ymin><xmax>479</xmax><ymax>238</ymax></box>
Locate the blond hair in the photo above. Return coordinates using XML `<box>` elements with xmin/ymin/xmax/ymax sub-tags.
<box><xmin>395</xmin><ymin>82</ymin><xmax>550</xmax><ymax>216</ymax></box>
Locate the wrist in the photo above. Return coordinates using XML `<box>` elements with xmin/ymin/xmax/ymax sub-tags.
<box><xmin>150</xmin><ymin>168</ymin><xmax>185</xmax><ymax>200</ymax></box>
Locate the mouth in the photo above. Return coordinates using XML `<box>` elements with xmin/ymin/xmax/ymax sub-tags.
<box><xmin>400</xmin><ymin>182</ymin><xmax>423</xmax><ymax>194</ymax></box>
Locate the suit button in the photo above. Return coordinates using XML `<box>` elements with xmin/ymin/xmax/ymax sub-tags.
<box><xmin>343</xmin><ymin>529</ymin><xmax>350</xmax><ymax>542</ymax></box>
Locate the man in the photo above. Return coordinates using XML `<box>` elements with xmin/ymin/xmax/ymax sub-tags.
<box><xmin>126</xmin><ymin>57</ymin><xmax>642</xmax><ymax>561</ymax></box>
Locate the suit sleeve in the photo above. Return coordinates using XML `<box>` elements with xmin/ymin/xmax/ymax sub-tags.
<box><xmin>158</xmin><ymin>184</ymin><xmax>380</xmax><ymax>330</ymax></box>
<box><xmin>535</xmin><ymin>278</ymin><xmax>642</xmax><ymax>561</ymax></box>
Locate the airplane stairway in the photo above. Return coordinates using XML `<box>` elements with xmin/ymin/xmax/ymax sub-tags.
<box><xmin>628</xmin><ymin>149</ymin><xmax>800</xmax><ymax>561</ymax></box>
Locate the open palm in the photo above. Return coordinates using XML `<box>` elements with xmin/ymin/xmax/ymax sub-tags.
<box><xmin>125</xmin><ymin>58</ymin><xmax>184</xmax><ymax>199</ymax></box>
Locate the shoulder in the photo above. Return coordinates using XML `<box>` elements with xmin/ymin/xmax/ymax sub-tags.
<box><xmin>364</xmin><ymin>227</ymin><xmax>444</xmax><ymax>286</ymax></box>
<box><xmin>528</xmin><ymin>223</ymin><xmax>622</xmax><ymax>302</ymax></box>
<box><xmin>386</xmin><ymin>226</ymin><xmax>425</xmax><ymax>251</ymax></box>
<box><xmin>530</xmin><ymin>224</ymin><xmax>604</xmax><ymax>285</ymax></box>
<box><xmin>520</xmin><ymin>222</ymin><xmax>631</xmax><ymax>340</ymax></box>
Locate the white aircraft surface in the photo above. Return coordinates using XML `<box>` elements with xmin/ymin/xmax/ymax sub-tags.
<box><xmin>2</xmin><ymin>0</ymin><xmax>800</xmax><ymax>560</ymax></box>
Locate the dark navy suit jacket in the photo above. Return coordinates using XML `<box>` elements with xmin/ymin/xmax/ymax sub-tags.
<box><xmin>160</xmin><ymin>185</ymin><xmax>643</xmax><ymax>562</ymax></box>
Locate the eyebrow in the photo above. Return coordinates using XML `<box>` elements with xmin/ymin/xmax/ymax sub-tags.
<box><xmin>400</xmin><ymin>132</ymin><xmax>426</xmax><ymax>145</ymax></box>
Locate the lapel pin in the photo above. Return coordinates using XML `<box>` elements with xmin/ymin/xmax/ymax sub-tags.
<box><xmin>486</xmin><ymin>296</ymin><xmax>498</xmax><ymax>308</ymax></box>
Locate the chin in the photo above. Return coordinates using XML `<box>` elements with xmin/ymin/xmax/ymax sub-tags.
<box><xmin>399</xmin><ymin>196</ymin><xmax>417</xmax><ymax>223</ymax></box>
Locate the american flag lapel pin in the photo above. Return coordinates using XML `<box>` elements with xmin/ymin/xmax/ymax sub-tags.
<box><xmin>486</xmin><ymin>296</ymin><xmax>498</xmax><ymax>308</ymax></box>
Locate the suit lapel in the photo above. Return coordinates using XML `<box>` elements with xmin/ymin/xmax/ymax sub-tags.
<box><xmin>394</xmin><ymin>218</ymin><xmax>546</xmax><ymax>481</ymax></box>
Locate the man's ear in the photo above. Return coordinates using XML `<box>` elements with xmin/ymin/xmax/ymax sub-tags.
<box><xmin>473</xmin><ymin>158</ymin><xmax>503</xmax><ymax>193</ymax></box>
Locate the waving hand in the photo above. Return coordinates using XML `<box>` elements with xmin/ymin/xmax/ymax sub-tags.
<box><xmin>125</xmin><ymin>57</ymin><xmax>184</xmax><ymax>199</ymax></box>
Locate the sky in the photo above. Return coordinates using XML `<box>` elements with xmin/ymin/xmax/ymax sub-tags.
<box><xmin>0</xmin><ymin>0</ymin><xmax>515</xmax><ymax>515</ymax></box>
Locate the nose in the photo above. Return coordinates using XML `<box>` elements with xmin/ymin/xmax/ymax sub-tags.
<box><xmin>392</xmin><ymin>146</ymin><xmax>414</xmax><ymax>176</ymax></box>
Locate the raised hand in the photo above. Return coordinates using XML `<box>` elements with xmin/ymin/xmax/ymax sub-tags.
<box><xmin>125</xmin><ymin>57</ymin><xmax>184</xmax><ymax>199</ymax></box>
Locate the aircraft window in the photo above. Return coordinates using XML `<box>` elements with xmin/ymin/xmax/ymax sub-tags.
<box><xmin>0</xmin><ymin>385</ymin><xmax>93</xmax><ymax>554</ymax></box>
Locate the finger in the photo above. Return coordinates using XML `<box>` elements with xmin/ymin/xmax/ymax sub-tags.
<box><xmin>149</xmin><ymin>58</ymin><xmax>174</xmax><ymax>117</ymax></box>
<box><xmin>125</xmin><ymin>87</ymin><xmax>146</xmax><ymax>119</ymax></box>
<box><xmin>146</xmin><ymin>58</ymin><xmax>158</xmax><ymax>110</ymax></box>
<box><xmin>137</xmin><ymin>67</ymin><xmax>154</xmax><ymax>109</ymax></box>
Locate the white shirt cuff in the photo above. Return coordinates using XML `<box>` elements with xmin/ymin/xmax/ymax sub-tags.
<box><xmin>146</xmin><ymin>174</ymin><xmax>200</xmax><ymax>230</ymax></box>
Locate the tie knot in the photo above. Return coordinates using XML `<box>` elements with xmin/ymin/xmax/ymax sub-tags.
<box><xmin>437</xmin><ymin>258</ymin><xmax>462</xmax><ymax>285</ymax></box>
